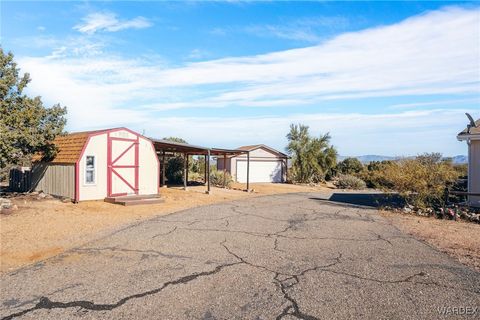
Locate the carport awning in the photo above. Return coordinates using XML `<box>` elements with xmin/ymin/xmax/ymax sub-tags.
<box><xmin>149</xmin><ymin>139</ymin><xmax>248</xmax><ymax>156</ymax></box>
<box><xmin>149</xmin><ymin>138</ymin><xmax>252</xmax><ymax>193</ymax></box>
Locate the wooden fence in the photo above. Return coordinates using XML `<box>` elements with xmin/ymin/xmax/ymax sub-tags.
<box><xmin>9</xmin><ymin>167</ymin><xmax>32</xmax><ymax>192</ymax></box>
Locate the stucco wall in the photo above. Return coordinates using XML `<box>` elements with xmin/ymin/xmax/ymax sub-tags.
<box><xmin>79</xmin><ymin>133</ymin><xmax>108</xmax><ymax>201</ymax></box>
<box><xmin>469</xmin><ymin>140</ymin><xmax>480</xmax><ymax>207</ymax></box>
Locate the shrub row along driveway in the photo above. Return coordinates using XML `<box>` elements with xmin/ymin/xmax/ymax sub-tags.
<box><xmin>1</xmin><ymin>193</ymin><xmax>479</xmax><ymax>319</ymax></box>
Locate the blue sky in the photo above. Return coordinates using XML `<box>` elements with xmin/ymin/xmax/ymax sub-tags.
<box><xmin>1</xmin><ymin>1</ymin><xmax>479</xmax><ymax>156</ymax></box>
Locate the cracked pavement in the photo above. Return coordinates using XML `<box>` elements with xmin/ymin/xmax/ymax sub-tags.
<box><xmin>1</xmin><ymin>192</ymin><xmax>479</xmax><ymax>319</ymax></box>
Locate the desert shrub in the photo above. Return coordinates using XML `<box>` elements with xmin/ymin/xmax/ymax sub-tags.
<box><xmin>336</xmin><ymin>158</ymin><xmax>364</xmax><ymax>175</ymax></box>
<box><xmin>359</xmin><ymin>160</ymin><xmax>394</xmax><ymax>189</ymax></box>
<box><xmin>377</xmin><ymin>153</ymin><xmax>460</xmax><ymax>209</ymax></box>
<box><xmin>165</xmin><ymin>156</ymin><xmax>184</xmax><ymax>184</ymax></box>
<box><xmin>452</xmin><ymin>163</ymin><xmax>467</xmax><ymax>177</ymax></box>
<box><xmin>188</xmin><ymin>172</ymin><xmax>203</xmax><ymax>182</ymax></box>
<box><xmin>187</xmin><ymin>156</ymin><xmax>207</xmax><ymax>174</ymax></box>
<box><xmin>209</xmin><ymin>169</ymin><xmax>233</xmax><ymax>188</ymax></box>
<box><xmin>334</xmin><ymin>174</ymin><xmax>366</xmax><ymax>190</ymax></box>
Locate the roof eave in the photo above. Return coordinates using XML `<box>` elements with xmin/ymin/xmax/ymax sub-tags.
<box><xmin>457</xmin><ymin>134</ymin><xmax>480</xmax><ymax>141</ymax></box>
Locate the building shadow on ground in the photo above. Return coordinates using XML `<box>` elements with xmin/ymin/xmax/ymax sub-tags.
<box><xmin>310</xmin><ymin>192</ymin><xmax>405</xmax><ymax>209</ymax></box>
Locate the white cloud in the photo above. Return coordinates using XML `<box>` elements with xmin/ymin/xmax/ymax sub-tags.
<box><xmin>245</xmin><ymin>16</ymin><xmax>350</xmax><ymax>42</ymax></box>
<box><xmin>16</xmin><ymin>6</ymin><xmax>480</xmax><ymax>154</ymax></box>
<box><xmin>388</xmin><ymin>98</ymin><xmax>480</xmax><ymax>110</ymax></box>
<box><xmin>186</xmin><ymin>49</ymin><xmax>210</xmax><ymax>60</ymax></box>
<box><xmin>148</xmin><ymin>6</ymin><xmax>479</xmax><ymax>105</ymax></box>
<box><xmin>74</xmin><ymin>12</ymin><xmax>152</xmax><ymax>34</ymax></box>
<box><xmin>137</xmin><ymin>109</ymin><xmax>473</xmax><ymax>156</ymax></box>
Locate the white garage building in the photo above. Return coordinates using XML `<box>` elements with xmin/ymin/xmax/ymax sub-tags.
<box><xmin>217</xmin><ymin>145</ymin><xmax>288</xmax><ymax>183</ymax></box>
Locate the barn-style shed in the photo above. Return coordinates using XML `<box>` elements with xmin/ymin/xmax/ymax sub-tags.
<box><xmin>31</xmin><ymin>127</ymin><xmax>159</xmax><ymax>202</ymax></box>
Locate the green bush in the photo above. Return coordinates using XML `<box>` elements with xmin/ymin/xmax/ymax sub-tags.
<box><xmin>359</xmin><ymin>160</ymin><xmax>394</xmax><ymax>189</ymax></box>
<box><xmin>209</xmin><ymin>168</ymin><xmax>233</xmax><ymax>188</ymax></box>
<box><xmin>336</xmin><ymin>158</ymin><xmax>364</xmax><ymax>175</ymax></box>
<box><xmin>334</xmin><ymin>174</ymin><xmax>366</xmax><ymax>190</ymax></box>
<box><xmin>368</xmin><ymin>153</ymin><xmax>460</xmax><ymax>209</ymax></box>
<box><xmin>165</xmin><ymin>156</ymin><xmax>184</xmax><ymax>184</ymax></box>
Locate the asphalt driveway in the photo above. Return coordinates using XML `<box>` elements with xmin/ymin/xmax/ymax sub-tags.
<box><xmin>1</xmin><ymin>193</ymin><xmax>479</xmax><ymax>319</ymax></box>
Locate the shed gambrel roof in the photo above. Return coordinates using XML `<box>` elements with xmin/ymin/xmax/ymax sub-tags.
<box><xmin>32</xmin><ymin>129</ymin><xmax>108</xmax><ymax>164</ymax></box>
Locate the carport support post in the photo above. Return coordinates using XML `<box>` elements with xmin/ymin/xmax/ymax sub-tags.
<box><xmin>223</xmin><ymin>153</ymin><xmax>227</xmax><ymax>188</ymax></box>
<box><xmin>204</xmin><ymin>155</ymin><xmax>207</xmax><ymax>184</ymax></box>
<box><xmin>161</xmin><ymin>151</ymin><xmax>166</xmax><ymax>188</ymax></box>
<box><xmin>206</xmin><ymin>150</ymin><xmax>211</xmax><ymax>194</ymax></box>
<box><xmin>186</xmin><ymin>154</ymin><xmax>189</xmax><ymax>185</ymax></box>
<box><xmin>183</xmin><ymin>153</ymin><xmax>187</xmax><ymax>190</ymax></box>
<box><xmin>246</xmin><ymin>151</ymin><xmax>250</xmax><ymax>192</ymax></box>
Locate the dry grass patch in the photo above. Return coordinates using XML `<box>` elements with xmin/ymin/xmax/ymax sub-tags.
<box><xmin>382</xmin><ymin>211</ymin><xmax>480</xmax><ymax>271</ymax></box>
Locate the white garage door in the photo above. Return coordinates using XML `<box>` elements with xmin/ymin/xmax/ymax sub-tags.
<box><xmin>236</xmin><ymin>160</ymin><xmax>283</xmax><ymax>183</ymax></box>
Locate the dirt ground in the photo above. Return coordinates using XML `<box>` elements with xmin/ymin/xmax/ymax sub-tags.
<box><xmin>0</xmin><ymin>183</ymin><xmax>328</xmax><ymax>273</ymax></box>
<box><xmin>382</xmin><ymin>211</ymin><xmax>480</xmax><ymax>271</ymax></box>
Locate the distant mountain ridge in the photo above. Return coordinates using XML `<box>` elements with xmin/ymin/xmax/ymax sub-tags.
<box><xmin>338</xmin><ymin>155</ymin><xmax>467</xmax><ymax>164</ymax></box>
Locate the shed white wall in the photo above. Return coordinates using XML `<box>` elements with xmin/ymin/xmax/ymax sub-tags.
<box><xmin>138</xmin><ymin>136</ymin><xmax>159</xmax><ymax>195</ymax></box>
<box><xmin>79</xmin><ymin>133</ymin><xmax>108</xmax><ymax>201</ymax></box>
<box><xmin>78</xmin><ymin>129</ymin><xmax>159</xmax><ymax>201</ymax></box>
<box><xmin>468</xmin><ymin>140</ymin><xmax>480</xmax><ymax>207</ymax></box>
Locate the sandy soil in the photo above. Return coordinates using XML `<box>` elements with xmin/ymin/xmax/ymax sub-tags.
<box><xmin>382</xmin><ymin>211</ymin><xmax>480</xmax><ymax>271</ymax></box>
<box><xmin>0</xmin><ymin>183</ymin><xmax>328</xmax><ymax>273</ymax></box>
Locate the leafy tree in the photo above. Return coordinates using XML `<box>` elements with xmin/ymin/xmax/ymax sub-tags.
<box><xmin>165</xmin><ymin>156</ymin><xmax>184</xmax><ymax>184</ymax></box>
<box><xmin>337</xmin><ymin>157</ymin><xmax>364</xmax><ymax>175</ymax></box>
<box><xmin>162</xmin><ymin>136</ymin><xmax>189</xmax><ymax>184</ymax></box>
<box><xmin>286</xmin><ymin>124</ymin><xmax>337</xmax><ymax>183</ymax></box>
<box><xmin>0</xmin><ymin>48</ymin><xmax>67</xmax><ymax>177</ymax></box>
<box><xmin>163</xmin><ymin>137</ymin><xmax>187</xmax><ymax>144</ymax></box>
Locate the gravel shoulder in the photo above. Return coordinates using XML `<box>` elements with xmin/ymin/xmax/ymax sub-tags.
<box><xmin>382</xmin><ymin>210</ymin><xmax>480</xmax><ymax>271</ymax></box>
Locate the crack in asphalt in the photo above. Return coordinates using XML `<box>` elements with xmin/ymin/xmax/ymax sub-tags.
<box><xmin>72</xmin><ymin>246</ymin><xmax>191</xmax><ymax>260</ymax></box>
<box><xmin>2</xmin><ymin>194</ymin><xmax>477</xmax><ymax>320</ymax></box>
<box><xmin>1</xmin><ymin>262</ymin><xmax>242</xmax><ymax>320</ymax></box>
<box><xmin>273</xmin><ymin>238</ymin><xmax>285</xmax><ymax>253</ymax></box>
<box><xmin>151</xmin><ymin>226</ymin><xmax>177</xmax><ymax>239</ymax></box>
<box><xmin>181</xmin><ymin>225</ymin><xmax>397</xmax><ymax>246</ymax></box>
<box><xmin>155</xmin><ymin>211</ymin><xmax>242</xmax><ymax>227</ymax></box>
<box><xmin>1</xmin><ymin>284</ymin><xmax>82</xmax><ymax>309</ymax></box>
<box><xmin>220</xmin><ymin>240</ymin><xmax>341</xmax><ymax>320</ymax></box>
<box><xmin>321</xmin><ymin>269</ymin><xmax>427</xmax><ymax>284</ymax></box>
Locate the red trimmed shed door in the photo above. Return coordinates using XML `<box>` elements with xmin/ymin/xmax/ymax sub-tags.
<box><xmin>107</xmin><ymin>134</ymin><xmax>139</xmax><ymax>197</ymax></box>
